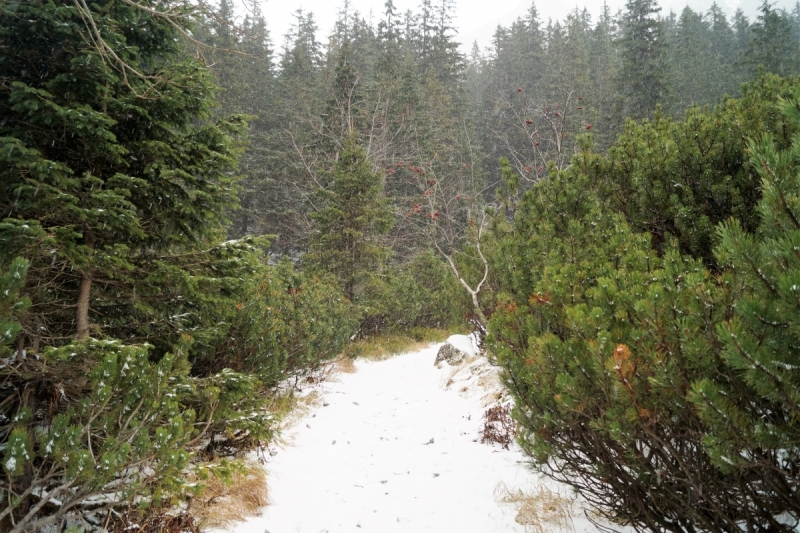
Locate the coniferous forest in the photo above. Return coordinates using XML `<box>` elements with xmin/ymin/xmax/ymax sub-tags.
<box><xmin>4</xmin><ymin>0</ymin><xmax>800</xmax><ymax>531</ymax></box>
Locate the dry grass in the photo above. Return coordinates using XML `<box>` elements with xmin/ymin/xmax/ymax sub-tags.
<box><xmin>110</xmin><ymin>511</ymin><xmax>201</xmax><ymax>533</ymax></box>
<box><xmin>298</xmin><ymin>389</ymin><xmax>322</xmax><ymax>408</ymax></box>
<box><xmin>193</xmin><ymin>462</ymin><xmax>269</xmax><ymax>530</ymax></box>
<box><xmin>495</xmin><ymin>482</ymin><xmax>575</xmax><ymax>533</ymax></box>
<box><xmin>335</xmin><ymin>354</ymin><xmax>358</xmax><ymax>373</ymax></box>
<box><xmin>344</xmin><ymin>328</ymin><xmax>451</xmax><ymax>361</ymax></box>
<box><xmin>275</xmin><ymin>390</ymin><xmax>323</xmax><ymax>433</ymax></box>
<box><xmin>265</xmin><ymin>390</ymin><xmax>299</xmax><ymax>420</ymax></box>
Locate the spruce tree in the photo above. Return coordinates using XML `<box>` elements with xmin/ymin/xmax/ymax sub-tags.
<box><xmin>0</xmin><ymin>0</ymin><xmax>246</xmax><ymax>345</ymax></box>
<box><xmin>745</xmin><ymin>1</ymin><xmax>800</xmax><ymax>77</ymax></box>
<box><xmin>616</xmin><ymin>0</ymin><xmax>671</xmax><ymax>119</ymax></box>
<box><xmin>669</xmin><ymin>7</ymin><xmax>715</xmax><ymax>110</ymax></box>
<box><xmin>254</xmin><ymin>9</ymin><xmax>325</xmax><ymax>252</ymax></box>
<box><xmin>706</xmin><ymin>3</ymin><xmax>740</xmax><ymax>97</ymax></box>
<box><xmin>589</xmin><ymin>3</ymin><xmax>620</xmax><ymax>148</ymax></box>
<box><xmin>303</xmin><ymin>136</ymin><xmax>394</xmax><ymax>300</ymax></box>
<box><xmin>205</xmin><ymin>0</ymin><xmax>277</xmax><ymax>238</ymax></box>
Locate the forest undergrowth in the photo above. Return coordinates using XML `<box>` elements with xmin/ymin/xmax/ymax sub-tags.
<box><xmin>5</xmin><ymin>0</ymin><xmax>800</xmax><ymax>531</ymax></box>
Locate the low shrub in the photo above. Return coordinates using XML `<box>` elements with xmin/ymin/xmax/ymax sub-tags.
<box><xmin>201</xmin><ymin>258</ymin><xmax>356</xmax><ymax>385</ymax></box>
<box><xmin>343</xmin><ymin>327</ymin><xmax>451</xmax><ymax>361</ymax></box>
<box><xmin>487</xmin><ymin>78</ymin><xmax>800</xmax><ymax>532</ymax></box>
<box><xmin>357</xmin><ymin>251</ymin><xmax>471</xmax><ymax>337</ymax></box>
<box><xmin>0</xmin><ymin>251</ymin><xmax>355</xmax><ymax>529</ymax></box>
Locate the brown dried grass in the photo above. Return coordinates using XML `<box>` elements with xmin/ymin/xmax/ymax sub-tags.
<box><xmin>495</xmin><ymin>482</ymin><xmax>575</xmax><ymax>533</ymax></box>
<box><xmin>109</xmin><ymin>511</ymin><xmax>201</xmax><ymax>533</ymax></box>
<box><xmin>193</xmin><ymin>463</ymin><xmax>269</xmax><ymax>530</ymax></box>
<box><xmin>335</xmin><ymin>354</ymin><xmax>358</xmax><ymax>373</ymax></box>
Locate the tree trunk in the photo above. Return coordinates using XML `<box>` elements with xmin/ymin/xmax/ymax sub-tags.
<box><xmin>76</xmin><ymin>230</ymin><xmax>94</xmax><ymax>340</ymax></box>
<box><xmin>469</xmin><ymin>290</ymin><xmax>487</xmax><ymax>326</ymax></box>
<box><xmin>76</xmin><ymin>274</ymin><xmax>92</xmax><ymax>339</ymax></box>
<box><xmin>15</xmin><ymin>334</ymin><xmax>25</xmax><ymax>362</ymax></box>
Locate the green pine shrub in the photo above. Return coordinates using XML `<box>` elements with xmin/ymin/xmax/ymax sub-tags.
<box><xmin>357</xmin><ymin>250</ymin><xmax>470</xmax><ymax>337</ymax></box>
<box><xmin>0</xmin><ymin>257</ymin><xmax>30</xmax><ymax>357</ymax></box>
<box><xmin>689</xmin><ymin>89</ymin><xmax>800</xmax><ymax>524</ymax></box>
<box><xmin>597</xmin><ymin>74</ymin><xmax>799</xmax><ymax>265</ymax></box>
<box><xmin>202</xmin><ymin>258</ymin><xmax>356</xmax><ymax>386</ymax></box>
<box><xmin>1</xmin><ymin>340</ymin><xmax>197</xmax><ymax>532</ymax></box>
<box><xmin>487</xmin><ymin>84</ymin><xmax>800</xmax><ymax>530</ymax></box>
<box><xmin>487</xmin><ymin>161</ymin><xmax>783</xmax><ymax>531</ymax></box>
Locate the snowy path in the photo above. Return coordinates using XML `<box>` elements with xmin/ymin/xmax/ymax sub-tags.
<box><xmin>221</xmin><ymin>341</ymin><xmax>602</xmax><ymax>533</ymax></box>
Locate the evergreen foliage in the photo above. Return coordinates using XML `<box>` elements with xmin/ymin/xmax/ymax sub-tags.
<box><xmin>598</xmin><ymin>74</ymin><xmax>798</xmax><ymax>265</ymax></box>
<box><xmin>744</xmin><ymin>1</ymin><xmax>800</xmax><ymax>77</ymax></box>
<box><xmin>0</xmin><ymin>258</ymin><xmax>30</xmax><ymax>357</ymax></box>
<box><xmin>357</xmin><ymin>250</ymin><xmax>471</xmax><ymax>336</ymax></box>
<box><xmin>690</xmin><ymin>89</ymin><xmax>800</xmax><ymax>522</ymax></box>
<box><xmin>2</xmin><ymin>341</ymin><xmax>197</xmax><ymax>532</ymax></box>
<box><xmin>0</xmin><ymin>1</ymin><xmax>353</xmax><ymax>529</ymax></box>
<box><xmin>0</xmin><ymin>0</ymin><xmax>247</xmax><ymax>345</ymax></box>
<box><xmin>616</xmin><ymin>0</ymin><xmax>671</xmax><ymax>120</ymax></box>
<box><xmin>487</xmin><ymin>76</ymin><xmax>800</xmax><ymax>532</ymax></box>
<box><xmin>202</xmin><ymin>259</ymin><xmax>356</xmax><ymax>387</ymax></box>
<box><xmin>303</xmin><ymin>136</ymin><xmax>394</xmax><ymax>301</ymax></box>
<box><xmin>8</xmin><ymin>0</ymin><xmax>800</xmax><ymax>528</ymax></box>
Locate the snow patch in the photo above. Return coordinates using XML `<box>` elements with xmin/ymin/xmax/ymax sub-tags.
<box><xmin>213</xmin><ymin>341</ymin><xmax>623</xmax><ymax>533</ymax></box>
<box><xmin>445</xmin><ymin>333</ymin><xmax>480</xmax><ymax>356</ymax></box>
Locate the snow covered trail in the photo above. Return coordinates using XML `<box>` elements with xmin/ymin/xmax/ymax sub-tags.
<box><xmin>220</xmin><ymin>341</ymin><xmax>600</xmax><ymax>533</ymax></box>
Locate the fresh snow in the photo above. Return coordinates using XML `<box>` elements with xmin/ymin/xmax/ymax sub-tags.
<box><xmin>216</xmin><ymin>337</ymin><xmax>612</xmax><ymax>533</ymax></box>
<box><xmin>444</xmin><ymin>333</ymin><xmax>480</xmax><ymax>356</ymax></box>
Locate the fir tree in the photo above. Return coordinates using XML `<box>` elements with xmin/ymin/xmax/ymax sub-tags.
<box><xmin>669</xmin><ymin>7</ymin><xmax>715</xmax><ymax>110</ymax></box>
<box><xmin>616</xmin><ymin>0</ymin><xmax>671</xmax><ymax>119</ymax></box>
<box><xmin>706</xmin><ymin>3</ymin><xmax>740</xmax><ymax>97</ymax></box>
<box><xmin>589</xmin><ymin>3</ymin><xmax>620</xmax><ymax>148</ymax></box>
<box><xmin>0</xmin><ymin>0</ymin><xmax>247</xmax><ymax>344</ymax></box>
<box><xmin>303</xmin><ymin>136</ymin><xmax>394</xmax><ymax>300</ymax></box>
<box><xmin>745</xmin><ymin>1</ymin><xmax>800</xmax><ymax>77</ymax></box>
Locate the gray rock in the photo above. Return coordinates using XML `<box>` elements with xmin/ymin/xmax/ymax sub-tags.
<box><xmin>434</xmin><ymin>342</ymin><xmax>468</xmax><ymax>365</ymax></box>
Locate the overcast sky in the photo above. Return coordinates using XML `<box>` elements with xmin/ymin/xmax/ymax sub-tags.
<box><xmin>254</xmin><ymin>0</ymin><xmax>796</xmax><ymax>53</ymax></box>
